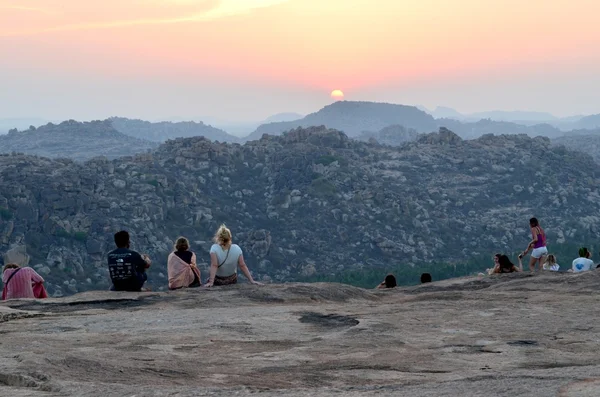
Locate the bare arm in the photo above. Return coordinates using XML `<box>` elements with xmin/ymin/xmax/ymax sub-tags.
<box><xmin>517</xmin><ymin>257</ymin><xmax>523</xmax><ymax>272</ymax></box>
<box><xmin>523</xmin><ymin>228</ymin><xmax>537</xmax><ymax>254</ymax></box>
<box><xmin>238</xmin><ymin>255</ymin><xmax>261</xmax><ymax>285</ymax></box>
<box><xmin>204</xmin><ymin>253</ymin><xmax>219</xmax><ymax>288</ymax></box>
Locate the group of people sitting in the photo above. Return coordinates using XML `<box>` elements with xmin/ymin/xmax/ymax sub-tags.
<box><xmin>2</xmin><ymin>217</ymin><xmax>599</xmax><ymax>300</ymax></box>
<box><xmin>375</xmin><ymin>272</ymin><xmax>432</xmax><ymax>289</ymax></box>
<box><xmin>107</xmin><ymin>224</ymin><xmax>262</xmax><ymax>292</ymax></box>
<box><xmin>488</xmin><ymin>218</ymin><xmax>599</xmax><ymax>274</ymax></box>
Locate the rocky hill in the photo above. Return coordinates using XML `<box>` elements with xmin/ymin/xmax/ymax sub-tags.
<box><xmin>1</xmin><ymin>126</ymin><xmax>600</xmax><ymax>297</ymax></box>
<box><xmin>552</xmin><ymin>131</ymin><xmax>600</xmax><ymax>163</ymax></box>
<box><xmin>356</xmin><ymin>125</ymin><xmax>420</xmax><ymax>146</ymax></box>
<box><xmin>3</xmin><ymin>273</ymin><xmax>600</xmax><ymax>396</ymax></box>
<box><xmin>245</xmin><ymin>101</ymin><xmax>437</xmax><ymax>141</ymax></box>
<box><xmin>110</xmin><ymin>117</ymin><xmax>239</xmax><ymax>143</ymax></box>
<box><xmin>0</xmin><ymin>120</ymin><xmax>158</xmax><ymax>161</ymax></box>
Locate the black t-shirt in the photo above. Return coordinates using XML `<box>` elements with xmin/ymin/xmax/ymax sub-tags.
<box><xmin>107</xmin><ymin>248</ymin><xmax>147</xmax><ymax>291</ymax></box>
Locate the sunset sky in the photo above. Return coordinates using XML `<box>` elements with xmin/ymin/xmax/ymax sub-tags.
<box><xmin>1</xmin><ymin>0</ymin><xmax>599</xmax><ymax>123</ymax></box>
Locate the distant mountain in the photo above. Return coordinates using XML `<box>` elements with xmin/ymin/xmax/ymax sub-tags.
<box><xmin>245</xmin><ymin>101</ymin><xmax>437</xmax><ymax>141</ymax></box>
<box><xmin>0</xmin><ymin>118</ymin><xmax>49</xmax><ymax>134</ymax></box>
<box><xmin>430</xmin><ymin>106</ymin><xmax>465</xmax><ymax>120</ymax></box>
<box><xmin>437</xmin><ymin>118</ymin><xmax>562</xmax><ymax>139</ymax></box>
<box><xmin>466</xmin><ymin>110</ymin><xmax>558</xmax><ymax>122</ymax></box>
<box><xmin>261</xmin><ymin>112</ymin><xmax>304</xmax><ymax>124</ymax></box>
<box><xmin>572</xmin><ymin>114</ymin><xmax>600</xmax><ymax>130</ymax></box>
<box><xmin>0</xmin><ymin>120</ymin><xmax>158</xmax><ymax>161</ymax></box>
<box><xmin>110</xmin><ymin>117</ymin><xmax>239</xmax><ymax>143</ymax></box>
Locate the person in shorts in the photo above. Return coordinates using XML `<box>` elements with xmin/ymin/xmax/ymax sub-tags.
<box><xmin>520</xmin><ymin>217</ymin><xmax>547</xmax><ymax>272</ymax></box>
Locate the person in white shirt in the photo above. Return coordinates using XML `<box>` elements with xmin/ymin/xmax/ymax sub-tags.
<box><xmin>542</xmin><ymin>254</ymin><xmax>560</xmax><ymax>272</ymax></box>
<box><xmin>572</xmin><ymin>247</ymin><xmax>595</xmax><ymax>273</ymax></box>
<box><xmin>204</xmin><ymin>224</ymin><xmax>262</xmax><ymax>287</ymax></box>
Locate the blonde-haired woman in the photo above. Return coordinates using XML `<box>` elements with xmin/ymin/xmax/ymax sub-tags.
<box><xmin>167</xmin><ymin>237</ymin><xmax>202</xmax><ymax>290</ymax></box>
<box><xmin>205</xmin><ymin>225</ymin><xmax>261</xmax><ymax>287</ymax></box>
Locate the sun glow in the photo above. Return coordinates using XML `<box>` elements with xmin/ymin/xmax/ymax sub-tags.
<box><xmin>330</xmin><ymin>89</ymin><xmax>344</xmax><ymax>101</ymax></box>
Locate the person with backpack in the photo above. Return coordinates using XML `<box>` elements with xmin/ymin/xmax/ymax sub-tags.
<box><xmin>2</xmin><ymin>263</ymin><xmax>47</xmax><ymax>300</ymax></box>
<box><xmin>204</xmin><ymin>224</ymin><xmax>262</xmax><ymax>287</ymax></box>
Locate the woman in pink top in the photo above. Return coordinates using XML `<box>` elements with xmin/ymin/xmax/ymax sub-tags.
<box><xmin>519</xmin><ymin>217</ymin><xmax>548</xmax><ymax>272</ymax></box>
<box><xmin>2</xmin><ymin>264</ymin><xmax>47</xmax><ymax>300</ymax></box>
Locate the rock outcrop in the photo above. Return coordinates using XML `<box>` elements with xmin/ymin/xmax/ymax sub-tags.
<box><xmin>1</xmin><ymin>126</ymin><xmax>600</xmax><ymax>296</ymax></box>
<box><xmin>2</xmin><ymin>273</ymin><xmax>600</xmax><ymax>396</ymax></box>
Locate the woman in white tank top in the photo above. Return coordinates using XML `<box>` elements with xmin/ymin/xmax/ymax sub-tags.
<box><xmin>204</xmin><ymin>224</ymin><xmax>262</xmax><ymax>287</ymax></box>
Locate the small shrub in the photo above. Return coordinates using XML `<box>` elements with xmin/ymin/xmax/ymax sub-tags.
<box><xmin>0</xmin><ymin>207</ymin><xmax>12</xmax><ymax>220</ymax></box>
<box><xmin>72</xmin><ymin>232</ymin><xmax>88</xmax><ymax>242</ymax></box>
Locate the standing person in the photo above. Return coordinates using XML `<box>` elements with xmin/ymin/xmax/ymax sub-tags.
<box><xmin>2</xmin><ymin>264</ymin><xmax>48</xmax><ymax>300</ymax></box>
<box><xmin>107</xmin><ymin>230</ymin><xmax>152</xmax><ymax>292</ymax></box>
<box><xmin>204</xmin><ymin>224</ymin><xmax>262</xmax><ymax>287</ymax></box>
<box><xmin>167</xmin><ymin>237</ymin><xmax>201</xmax><ymax>290</ymax></box>
<box><xmin>520</xmin><ymin>218</ymin><xmax>548</xmax><ymax>272</ymax></box>
<box><xmin>572</xmin><ymin>247</ymin><xmax>595</xmax><ymax>273</ymax></box>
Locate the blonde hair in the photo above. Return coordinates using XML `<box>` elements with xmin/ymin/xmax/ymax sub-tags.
<box><xmin>214</xmin><ymin>224</ymin><xmax>232</xmax><ymax>248</ymax></box>
<box><xmin>2</xmin><ymin>263</ymin><xmax>19</xmax><ymax>273</ymax></box>
<box><xmin>545</xmin><ymin>254</ymin><xmax>556</xmax><ymax>265</ymax></box>
<box><xmin>174</xmin><ymin>236</ymin><xmax>189</xmax><ymax>252</ymax></box>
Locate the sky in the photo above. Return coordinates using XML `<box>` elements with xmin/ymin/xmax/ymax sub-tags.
<box><xmin>1</xmin><ymin>0</ymin><xmax>599</xmax><ymax>123</ymax></box>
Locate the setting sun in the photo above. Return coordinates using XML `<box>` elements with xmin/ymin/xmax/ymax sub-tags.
<box><xmin>331</xmin><ymin>90</ymin><xmax>344</xmax><ymax>101</ymax></box>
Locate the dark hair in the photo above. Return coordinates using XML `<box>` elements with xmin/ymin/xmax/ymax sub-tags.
<box><xmin>498</xmin><ymin>255</ymin><xmax>516</xmax><ymax>273</ymax></box>
<box><xmin>384</xmin><ymin>274</ymin><xmax>397</xmax><ymax>288</ymax></box>
<box><xmin>529</xmin><ymin>217</ymin><xmax>539</xmax><ymax>227</ymax></box>
<box><xmin>420</xmin><ymin>273</ymin><xmax>432</xmax><ymax>283</ymax></box>
<box><xmin>494</xmin><ymin>253</ymin><xmax>501</xmax><ymax>260</ymax></box>
<box><xmin>175</xmin><ymin>236</ymin><xmax>189</xmax><ymax>251</ymax></box>
<box><xmin>579</xmin><ymin>247</ymin><xmax>589</xmax><ymax>258</ymax></box>
<box><xmin>114</xmin><ymin>230</ymin><xmax>130</xmax><ymax>248</ymax></box>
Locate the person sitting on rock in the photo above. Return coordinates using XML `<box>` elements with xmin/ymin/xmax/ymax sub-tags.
<box><xmin>376</xmin><ymin>274</ymin><xmax>397</xmax><ymax>289</ymax></box>
<box><xmin>487</xmin><ymin>253</ymin><xmax>502</xmax><ymax>274</ymax></box>
<box><xmin>168</xmin><ymin>237</ymin><xmax>201</xmax><ymax>290</ymax></box>
<box><xmin>204</xmin><ymin>224</ymin><xmax>261</xmax><ymax>287</ymax></box>
<box><xmin>542</xmin><ymin>254</ymin><xmax>560</xmax><ymax>272</ymax></box>
<box><xmin>2</xmin><ymin>263</ymin><xmax>48</xmax><ymax>300</ymax></box>
<box><xmin>420</xmin><ymin>273</ymin><xmax>432</xmax><ymax>283</ymax></box>
<box><xmin>107</xmin><ymin>230</ymin><xmax>152</xmax><ymax>292</ymax></box>
<box><xmin>492</xmin><ymin>255</ymin><xmax>521</xmax><ymax>273</ymax></box>
<box><xmin>572</xmin><ymin>247</ymin><xmax>595</xmax><ymax>273</ymax></box>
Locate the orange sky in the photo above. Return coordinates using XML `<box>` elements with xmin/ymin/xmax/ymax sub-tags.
<box><xmin>1</xmin><ymin>0</ymin><xmax>599</xmax><ymax>121</ymax></box>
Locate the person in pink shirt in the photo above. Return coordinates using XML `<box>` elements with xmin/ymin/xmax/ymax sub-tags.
<box><xmin>2</xmin><ymin>263</ymin><xmax>47</xmax><ymax>300</ymax></box>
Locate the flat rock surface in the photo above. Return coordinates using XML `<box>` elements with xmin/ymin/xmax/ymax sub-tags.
<box><xmin>2</xmin><ymin>273</ymin><xmax>600</xmax><ymax>396</ymax></box>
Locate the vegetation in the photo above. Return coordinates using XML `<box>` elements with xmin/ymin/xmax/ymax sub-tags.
<box><xmin>0</xmin><ymin>207</ymin><xmax>12</xmax><ymax>220</ymax></box>
<box><xmin>55</xmin><ymin>229</ymin><xmax>88</xmax><ymax>242</ymax></box>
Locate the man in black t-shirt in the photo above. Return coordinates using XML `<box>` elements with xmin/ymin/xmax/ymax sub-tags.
<box><xmin>107</xmin><ymin>230</ymin><xmax>151</xmax><ymax>291</ymax></box>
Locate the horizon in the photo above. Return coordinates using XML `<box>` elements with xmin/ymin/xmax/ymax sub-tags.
<box><xmin>1</xmin><ymin>0</ymin><xmax>600</xmax><ymax>122</ymax></box>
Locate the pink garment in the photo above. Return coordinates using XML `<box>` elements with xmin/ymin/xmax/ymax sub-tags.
<box><xmin>2</xmin><ymin>267</ymin><xmax>46</xmax><ymax>300</ymax></box>
<box><xmin>167</xmin><ymin>252</ymin><xmax>201</xmax><ymax>290</ymax></box>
